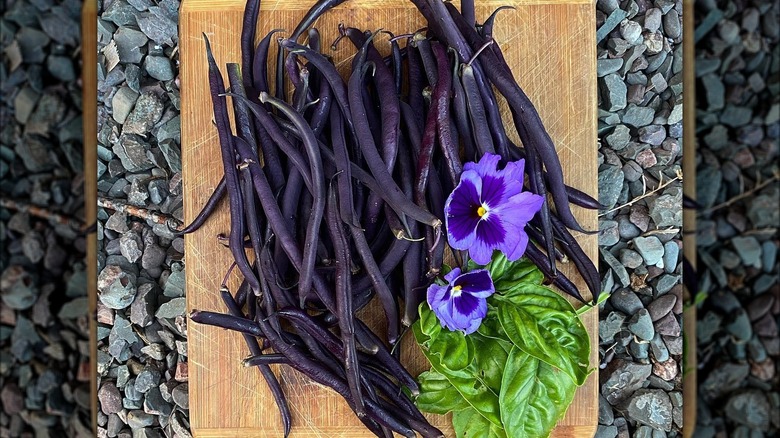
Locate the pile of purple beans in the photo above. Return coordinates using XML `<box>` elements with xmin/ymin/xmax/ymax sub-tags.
<box><xmin>185</xmin><ymin>0</ymin><xmax>600</xmax><ymax>436</ymax></box>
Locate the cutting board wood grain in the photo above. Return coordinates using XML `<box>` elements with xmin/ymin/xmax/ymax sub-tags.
<box><xmin>181</xmin><ymin>1</ymin><xmax>598</xmax><ymax>436</ymax></box>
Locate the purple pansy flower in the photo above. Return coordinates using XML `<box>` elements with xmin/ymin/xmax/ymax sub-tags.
<box><xmin>427</xmin><ymin>268</ymin><xmax>495</xmax><ymax>334</ymax></box>
<box><xmin>444</xmin><ymin>153</ymin><xmax>545</xmax><ymax>265</ymax></box>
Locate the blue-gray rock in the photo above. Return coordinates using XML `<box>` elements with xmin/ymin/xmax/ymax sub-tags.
<box><xmin>143</xmin><ymin>386</ymin><xmax>172</xmax><ymax>417</ymax></box>
<box><xmin>701</xmin><ymin>73</ymin><xmax>724</xmax><ymax>111</ymax></box>
<box><xmin>606</xmin><ymin>124</ymin><xmax>631</xmax><ymax>150</ymax></box>
<box><xmin>726</xmin><ymin>309</ymin><xmax>752</xmax><ymax>342</ymax></box>
<box><xmin>633</xmin><ymin>236</ymin><xmax>665</xmax><ymax>267</ymax></box>
<box><xmin>114</xmin><ymin>134</ymin><xmax>155</xmax><ymax>172</ymax></box>
<box><xmin>135</xmin><ymin>365</ymin><xmax>162</xmax><ymax>394</ymax></box>
<box><xmin>618</xmin><ymin>215</ymin><xmax>641</xmax><ymax>239</ymax></box>
<box><xmin>725</xmin><ymin>390</ymin><xmax>771</xmax><ymax>430</ymax></box>
<box><xmin>626</xmin><ymin>389</ymin><xmax>673</xmax><ymax>431</ymax></box>
<box><xmin>619</xmin><ymin>248</ymin><xmax>644</xmax><ymax>269</ymax></box>
<box><xmin>601</xmin><ymin>359</ymin><xmax>653</xmax><ymax>405</ymax></box>
<box><xmin>649</xmin><ymin>187</ymin><xmax>682</xmax><ymax>228</ymax></box>
<box><xmin>663</xmin><ymin>9</ymin><xmax>681</xmax><ymax>38</ymax></box>
<box><xmin>113</xmin><ymin>27</ymin><xmax>147</xmax><ymax>64</ymax></box>
<box><xmin>97</xmin><ymin>265</ymin><xmax>137</xmax><ymax>310</ymax></box>
<box><xmin>622</xmin><ymin>104</ymin><xmax>655</xmax><ymax>128</ymax></box>
<box><xmin>597</xmin><ymin>58</ymin><xmax>623</xmax><ymax>77</ymax></box>
<box><xmin>127</xmin><ymin>410</ymin><xmax>156</xmax><ymax>429</ymax></box>
<box><xmin>731</xmin><ymin>236</ymin><xmax>762</xmax><ymax>269</ymax></box>
<box><xmin>144</xmin><ymin>56</ymin><xmax>174</xmax><ymax>81</ymax></box>
<box><xmin>597</xmin><ymin>9</ymin><xmax>628</xmax><ymax>43</ymax></box>
<box><xmin>601</xmin><ymin>248</ymin><xmax>630</xmax><ymax>287</ymax></box>
<box><xmin>111</xmin><ymin>86</ymin><xmax>138</xmax><ymax>124</ymax></box>
<box><xmin>164</xmin><ymin>264</ymin><xmax>185</xmax><ymax>297</ymax></box>
<box><xmin>158</xmin><ymin>139</ymin><xmax>181</xmax><ymax>173</ymax></box>
<box><xmin>599</xmin><ymin>220</ymin><xmax>620</xmax><ymax>247</ymax></box>
<box><xmin>747</xmin><ymin>193</ymin><xmax>779</xmax><ymax>228</ymax></box>
<box><xmin>599</xmin><ymin>311</ymin><xmax>626</xmax><ymax>342</ymax></box>
<box><xmin>654</xmin><ymin>274</ymin><xmax>679</xmax><ymax>295</ymax></box>
<box><xmin>57</xmin><ymin>297</ymin><xmax>88</xmax><ymax>319</ymax></box>
<box><xmin>119</xmin><ymin>230</ymin><xmax>144</xmax><ymax>263</ymax></box>
<box><xmin>595</xmin><ymin>425</ymin><xmax>618</xmax><ymax>438</ymax></box>
<box><xmin>611</xmin><ymin>289</ymin><xmax>644</xmax><ymax>315</ymax></box>
<box><xmin>600</xmin><ymin>73</ymin><xmax>627</xmax><ymax>112</ymax></box>
<box><xmin>628</xmin><ymin>339</ymin><xmax>649</xmax><ymax>360</ymax></box>
<box><xmin>628</xmin><ymin>309</ymin><xmax>655</xmax><ymax>341</ymax></box>
<box><xmin>620</xmin><ymin>19</ymin><xmax>642</xmax><ymax>44</ymax></box>
<box><xmin>137</xmin><ymin>11</ymin><xmax>177</xmax><ymax>45</ymax></box>
<box><xmin>155</xmin><ymin>297</ymin><xmax>185</xmax><ymax>319</ymax></box>
<box><xmin>1</xmin><ymin>266</ymin><xmax>39</xmax><ymax>310</ymax></box>
<box><xmin>122</xmin><ymin>92</ymin><xmax>163</xmax><ymax>136</ymax></box>
<box><xmin>649</xmin><ymin>333</ymin><xmax>669</xmax><ymax>362</ymax></box>
<box><xmin>171</xmin><ymin>383</ymin><xmax>189</xmax><ymax>410</ymax></box>
<box><xmin>662</xmin><ymin>241</ymin><xmax>679</xmax><ymax>273</ymax></box>
<box><xmin>599</xmin><ymin>165</ymin><xmax>624</xmax><ymax>210</ymax></box>
<box><xmin>103</xmin><ymin>0</ymin><xmax>138</xmax><ymax>26</ymax></box>
<box><xmin>598</xmin><ymin>394</ymin><xmax>614</xmax><ymax>425</ymax></box>
<box><xmin>638</xmin><ymin>124</ymin><xmax>666</xmax><ymax>146</ymax></box>
<box><xmin>721</xmin><ymin>105</ymin><xmax>753</xmax><ymax>127</ymax></box>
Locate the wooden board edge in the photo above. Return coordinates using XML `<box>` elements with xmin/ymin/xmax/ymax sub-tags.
<box><xmin>681</xmin><ymin>0</ymin><xmax>696</xmax><ymax>436</ymax></box>
<box><xmin>81</xmin><ymin>0</ymin><xmax>98</xmax><ymax>435</ymax></box>
<box><xmin>182</xmin><ymin>0</ymin><xmax>596</xmax><ymax>12</ymax></box>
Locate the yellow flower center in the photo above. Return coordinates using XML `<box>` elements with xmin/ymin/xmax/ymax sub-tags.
<box><xmin>477</xmin><ymin>206</ymin><xmax>487</xmax><ymax>217</ymax></box>
<box><xmin>453</xmin><ymin>285</ymin><xmax>462</xmax><ymax>291</ymax></box>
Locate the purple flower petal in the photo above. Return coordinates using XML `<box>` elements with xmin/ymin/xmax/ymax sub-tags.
<box><xmin>453</xmin><ymin>269</ymin><xmax>494</xmax><ymax>298</ymax></box>
<box><xmin>443</xmin><ymin>267</ymin><xmax>462</xmax><ymax>284</ymax></box>
<box><xmin>499</xmin><ymin>229</ymin><xmax>529</xmax><ymax>262</ymax></box>
<box><xmin>450</xmin><ymin>295</ymin><xmax>488</xmax><ymax>335</ymax></box>
<box><xmin>480</xmin><ymin>174</ymin><xmax>506</xmax><ymax>209</ymax></box>
<box><xmin>445</xmin><ymin>171</ymin><xmax>482</xmax><ymax>249</ymax></box>
<box><xmin>427</xmin><ymin>283</ymin><xmax>451</xmax><ymax>310</ymax></box>
<box><xmin>463</xmin><ymin>152</ymin><xmax>501</xmax><ymax>180</ymax></box>
<box><xmin>495</xmin><ymin>191</ymin><xmax>546</xmax><ymax>226</ymax></box>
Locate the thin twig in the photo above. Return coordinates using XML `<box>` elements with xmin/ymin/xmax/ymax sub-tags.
<box><xmin>698</xmin><ymin>172</ymin><xmax>779</xmax><ymax>216</ymax></box>
<box><xmin>599</xmin><ymin>169</ymin><xmax>683</xmax><ymax>216</ymax></box>
<box><xmin>97</xmin><ymin>196</ymin><xmax>183</xmax><ymax>229</ymax></box>
<box><xmin>0</xmin><ymin>197</ymin><xmax>84</xmax><ymax>229</ymax></box>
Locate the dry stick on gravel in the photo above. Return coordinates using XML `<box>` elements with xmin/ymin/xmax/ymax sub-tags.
<box><xmin>0</xmin><ymin>197</ymin><xmax>85</xmax><ymax>230</ymax></box>
<box><xmin>598</xmin><ymin>169</ymin><xmax>683</xmax><ymax>216</ymax></box>
<box><xmin>698</xmin><ymin>172</ymin><xmax>780</xmax><ymax>216</ymax></box>
<box><xmin>97</xmin><ymin>196</ymin><xmax>183</xmax><ymax>229</ymax></box>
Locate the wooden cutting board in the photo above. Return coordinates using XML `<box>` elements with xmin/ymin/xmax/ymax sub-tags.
<box><xmin>180</xmin><ymin>0</ymin><xmax>598</xmax><ymax>436</ymax></box>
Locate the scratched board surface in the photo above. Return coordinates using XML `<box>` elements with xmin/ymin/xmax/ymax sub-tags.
<box><xmin>180</xmin><ymin>0</ymin><xmax>598</xmax><ymax>436</ymax></box>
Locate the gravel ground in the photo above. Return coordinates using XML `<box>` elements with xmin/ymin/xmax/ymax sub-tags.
<box><xmin>95</xmin><ymin>0</ymin><xmax>190</xmax><ymax>437</ymax></box>
<box><xmin>595</xmin><ymin>0</ymin><xmax>685</xmax><ymax>437</ymax></box>
<box><xmin>1</xmin><ymin>0</ymin><xmax>91</xmax><ymax>436</ymax></box>
<box><xmin>92</xmin><ymin>0</ymin><xmax>685</xmax><ymax>437</ymax></box>
<box><xmin>692</xmin><ymin>0</ymin><xmax>779</xmax><ymax>437</ymax></box>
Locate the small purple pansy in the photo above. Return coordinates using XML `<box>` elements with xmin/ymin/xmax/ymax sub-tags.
<box><xmin>427</xmin><ymin>268</ymin><xmax>495</xmax><ymax>335</ymax></box>
<box><xmin>444</xmin><ymin>153</ymin><xmax>545</xmax><ymax>265</ymax></box>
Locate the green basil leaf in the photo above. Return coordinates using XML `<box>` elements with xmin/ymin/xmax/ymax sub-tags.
<box><xmin>469</xmin><ymin>332</ymin><xmax>512</xmax><ymax>393</ymax></box>
<box><xmin>493</xmin><ymin>256</ymin><xmax>544</xmax><ymax>286</ymax></box>
<box><xmin>499</xmin><ymin>347</ymin><xmax>576</xmax><ymax>438</ymax></box>
<box><xmin>496</xmin><ymin>285</ymin><xmax>590</xmax><ymax>385</ymax></box>
<box><xmin>453</xmin><ymin>407</ymin><xmax>507</xmax><ymax>438</ymax></box>
<box><xmin>413</xmin><ymin>315</ymin><xmax>502</xmax><ymax>427</ymax></box>
<box><xmin>415</xmin><ymin>370</ymin><xmax>470</xmax><ymax>415</ymax></box>
<box><xmin>416</xmin><ymin>301</ymin><xmax>442</xmax><ymax>342</ymax></box>
<box><xmin>427</xmin><ymin>328</ymin><xmax>475</xmax><ymax>372</ymax></box>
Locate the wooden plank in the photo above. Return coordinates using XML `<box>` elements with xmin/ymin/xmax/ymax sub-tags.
<box><xmin>180</xmin><ymin>1</ymin><xmax>598</xmax><ymax>436</ymax></box>
<box><xmin>81</xmin><ymin>1</ymin><xmax>99</xmax><ymax>434</ymax></box>
<box><xmin>681</xmin><ymin>1</ymin><xmax>696</xmax><ymax>436</ymax></box>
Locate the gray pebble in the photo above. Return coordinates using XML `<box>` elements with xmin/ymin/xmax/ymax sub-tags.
<box><xmin>720</xmin><ymin>105</ymin><xmax>753</xmax><ymax>128</ymax></box>
<box><xmin>46</xmin><ymin>55</ymin><xmax>75</xmax><ymax>81</ymax></box>
<box><xmin>598</xmin><ymin>9</ymin><xmax>629</xmax><ymax>43</ymax></box>
<box><xmin>724</xmin><ymin>390</ymin><xmax>771</xmax><ymax>430</ymax></box>
<box><xmin>628</xmin><ymin>309</ymin><xmax>655</xmax><ymax>341</ymax></box>
<box><xmin>171</xmin><ymin>383</ymin><xmax>188</xmax><ymax>410</ymax></box>
<box><xmin>598</xmin><ymin>165</ymin><xmax>624</xmax><ymax>209</ymax></box>
<box><xmin>626</xmin><ymin>389</ymin><xmax>672</xmax><ymax>431</ymax></box>
<box><xmin>619</xmin><ymin>249</ymin><xmax>644</xmax><ymax>269</ymax></box>
<box><xmin>597</xmin><ymin>58</ymin><xmax>624</xmax><ymax>77</ymax></box>
<box><xmin>643</xmin><ymin>8</ymin><xmax>662</xmax><ymax>33</ymax></box>
<box><xmin>601</xmin><ymin>359</ymin><xmax>652</xmax><ymax>405</ymax></box>
<box><xmin>599</xmin><ymin>311</ymin><xmax>626</xmax><ymax>342</ymax></box>
<box><xmin>97</xmin><ymin>265</ymin><xmax>137</xmax><ymax>310</ymax></box>
<box><xmin>638</xmin><ymin>124</ymin><xmax>665</xmax><ymax>146</ymax></box>
<box><xmin>103</xmin><ymin>0</ymin><xmax>139</xmax><ymax>26</ymax></box>
<box><xmin>731</xmin><ymin>236</ymin><xmax>762</xmax><ymax>269</ymax></box>
<box><xmin>595</xmin><ymin>425</ymin><xmax>618</xmax><ymax>438</ymax></box>
<box><xmin>143</xmin><ymin>387</ymin><xmax>172</xmax><ymax>417</ymax></box>
<box><xmin>654</xmin><ymin>312</ymin><xmax>681</xmax><ymax>337</ymax></box>
<box><xmin>662</xmin><ymin>241</ymin><xmax>679</xmax><ymax>273</ymax></box>
<box><xmin>599</xmin><ymin>220</ymin><xmax>620</xmax><ymax>247</ymax></box>
<box><xmin>113</xmin><ymin>27</ymin><xmax>147</xmax><ymax>64</ymax></box>
<box><xmin>747</xmin><ymin>194</ymin><xmax>779</xmax><ymax>228</ymax></box>
<box><xmin>649</xmin><ymin>190</ymin><xmax>683</xmax><ymax>228</ymax></box>
<box><xmin>726</xmin><ymin>309</ymin><xmax>752</xmax><ymax>342</ymax></box>
<box><xmin>119</xmin><ymin>231</ymin><xmax>144</xmax><ymax>263</ymax></box>
<box><xmin>620</xmin><ymin>19</ymin><xmax>642</xmax><ymax>44</ymax></box>
<box><xmin>622</xmin><ymin>104</ymin><xmax>655</xmax><ymax>128</ymax></box>
<box><xmin>127</xmin><ymin>410</ymin><xmax>156</xmax><ymax>429</ymax></box>
<box><xmin>137</xmin><ymin>11</ymin><xmax>177</xmax><ymax>46</ymax></box>
<box><xmin>600</xmin><ymin>73</ymin><xmax>627</xmax><ymax>112</ymax></box>
<box><xmin>144</xmin><ymin>56</ymin><xmax>174</xmax><ymax>81</ymax></box>
<box><xmin>628</xmin><ymin>339</ymin><xmax>649</xmax><ymax>360</ymax></box>
<box><xmin>611</xmin><ymin>289</ymin><xmax>645</xmax><ymax>315</ymax></box>
<box><xmin>633</xmin><ymin>236</ymin><xmax>664</xmax><ymax>267</ymax></box>
<box><xmin>111</xmin><ymin>86</ymin><xmax>139</xmax><ymax>124</ymax></box>
<box><xmin>606</xmin><ymin>124</ymin><xmax>631</xmax><ymax>150</ymax></box>
<box><xmin>122</xmin><ymin>92</ymin><xmax>164</xmax><ymax>136</ymax></box>
<box><xmin>649</xmin><ymin>333</ymin><xmax>669</xmax><ymax>362</ymax></box>
<box><xmin>155</xmin><ymin>297</ymin><xmax>186</xmax><ymax>319</ymax></box>
<box><xmin>114</xmin><ymin>134</ymin><xmax>155</xmax><ymax>172</ymax></box>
